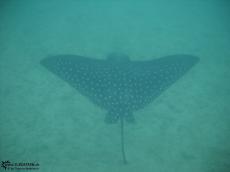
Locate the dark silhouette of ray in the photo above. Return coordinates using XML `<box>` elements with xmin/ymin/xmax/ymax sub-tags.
<box><xmin>41</xmin><ymin>53</ymin><xmax>199</xmax><ymax>164</ymax></box>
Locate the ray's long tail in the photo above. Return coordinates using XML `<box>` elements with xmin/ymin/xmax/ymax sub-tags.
<box><xmin>120</xmin><ymin>117</ymin><xmax>127</xmax><ymax>164</ymax></box>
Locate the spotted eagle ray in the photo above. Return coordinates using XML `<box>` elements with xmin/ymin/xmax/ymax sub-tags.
<box><xmin>41</xmin><ymin>53</ymin><xmax>199</xmax><ymax>164</ymax></box>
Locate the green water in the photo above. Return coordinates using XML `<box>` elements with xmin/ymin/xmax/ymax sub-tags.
<box><xmin>0</xmin><ymin>0</ymin><xmax>230</xmax><ymax>171</ymax></box>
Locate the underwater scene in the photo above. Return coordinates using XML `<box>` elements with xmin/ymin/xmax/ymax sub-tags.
<box><xmin>0</xmin><ymin>0</ymin><xmax>230</xmax><ymax>171</ymax></box>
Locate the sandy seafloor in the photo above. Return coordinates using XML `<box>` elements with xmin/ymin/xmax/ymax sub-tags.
<box><xmin>0</xmin><ymin>0</ymin><xmax>230</xmax><ymax>171</ymax></box>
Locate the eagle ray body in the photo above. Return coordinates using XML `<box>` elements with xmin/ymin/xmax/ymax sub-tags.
<box><xmin>41</xmin><ymin>53</ymin><xmax>199</xmax><ymax>164</ymax></box>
